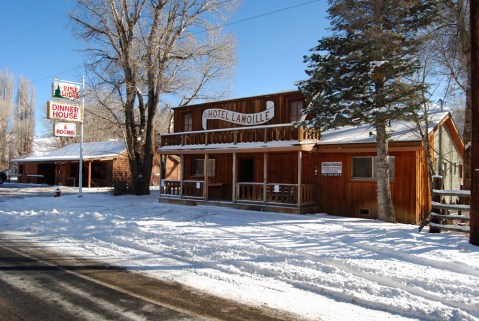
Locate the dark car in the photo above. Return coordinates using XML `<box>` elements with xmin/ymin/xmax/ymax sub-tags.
<box><xmin>0</xmin><ymin>171</ymin><xmax>6</xmax><ymax>184</ymax></box>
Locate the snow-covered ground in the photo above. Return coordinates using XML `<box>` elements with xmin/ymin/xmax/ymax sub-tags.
<box><xmin>0</xmin><ymin>184</ymin><xmax>478</xmax><ymax>321</ymax></box>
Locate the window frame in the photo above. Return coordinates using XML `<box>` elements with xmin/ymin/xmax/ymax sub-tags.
<box><xmin>351</xmin><ymin>156</ymin><xmax>395</xmax><ymax>180</ymax></box>
<box><xmin>183</xmin><ymin>112</ymin><xmax>193</xmax><ymax>132</ymax></box>
<box><xmin>191</xmin><ymin>158</ymin><xmax>215</xmax><ymax>178</ymax></box>
<box><xmin>289</xmin><ymin>100</ymin><xmax>304</xmax><ymax>123</ymax></box>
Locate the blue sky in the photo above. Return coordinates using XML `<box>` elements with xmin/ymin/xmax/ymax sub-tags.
<box><xmin>0</xmin><ymin>0</ymin><xmax>329</xmax><ymax>136</ymax></box>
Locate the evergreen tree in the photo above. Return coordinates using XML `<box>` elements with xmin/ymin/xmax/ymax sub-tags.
<box><xmin>299</xmin><ymin>0</ymin><xmax>437</xmax><ymax>222</ymax></box>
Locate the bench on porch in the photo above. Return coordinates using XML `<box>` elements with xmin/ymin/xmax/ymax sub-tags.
<box><xmin>27</xmin><ymin>174</ymin><xmax>44</xmax><ymax>185</ymax></box>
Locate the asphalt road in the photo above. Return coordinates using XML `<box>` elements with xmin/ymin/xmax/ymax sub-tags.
<box><xmin>0</xmin><ymin>185</ymin><xmax>301</xmax><ymax>321</ymax></box>
<box><xmin>0</xmin><ymin>240</ymin><xmax>299</xmax><ymax>321</ymax></box>
<box><xmin>0</xmin><ymin>241</ymin><xmax>201</xmax><ymax>321</ymax></box>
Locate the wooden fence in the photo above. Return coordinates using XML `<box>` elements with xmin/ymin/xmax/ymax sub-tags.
<box><xmin>427</xmin><ymin>176</ymin><xmax>470</xmax><ymax>234</ymax></box>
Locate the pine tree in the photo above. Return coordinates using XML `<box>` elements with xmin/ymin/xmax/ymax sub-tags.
<box><xmin>299</xmin><ymin>0</ymin><xmax>437</xmax><ymax>223</ymax></box>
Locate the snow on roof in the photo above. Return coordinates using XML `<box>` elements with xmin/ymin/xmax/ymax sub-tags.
<box><xmin>158</xmin><ymin>111</ymin><xmax>450</xmax><ymax>153</ymax></box>
<box><xmin>319</xmin><ymin>111</ymin><xmax>448</xmax><ymax>145</ymax></box>
<box><xmin>12</xmin><ymin>141</ymin><xmax>126</xmax><ymax>163</ymax></box>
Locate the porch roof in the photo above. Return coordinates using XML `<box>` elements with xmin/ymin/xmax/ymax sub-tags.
<box><xmin>12</xmin><ymin>141</ymin><xmax>126</xmax><ymax>163</ymax></box>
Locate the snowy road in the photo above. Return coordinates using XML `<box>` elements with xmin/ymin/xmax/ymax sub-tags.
<box><xmin>0</xmin><ymin>183</ymin><xmax>478</xmax><ymax>321</ymax></box>
<box><xmin>0</xmin><ymin>241</ymin><xmax>199</xmax><ymax>321</ymax></box>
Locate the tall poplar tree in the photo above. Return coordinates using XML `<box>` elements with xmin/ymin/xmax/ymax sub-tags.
<box><xmin>299</xmin><ymin>0</ymin><xmax>437</xmax><ymax>222</ymax></box>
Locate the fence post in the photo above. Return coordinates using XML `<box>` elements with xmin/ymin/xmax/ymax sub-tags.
<box><xmin>430</xmin><ymin>176</ymin><xmax>443</xmax><ymax>233</ymax></box>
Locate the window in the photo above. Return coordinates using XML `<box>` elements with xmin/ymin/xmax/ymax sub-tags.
<box><xmin>92</xmin><ymin>163</ymin><xmax>107</xmax><ymax>179</ymax></box>
<box><xmin>352</xmin><ymin>157</ymin><xmax>395</xmax><ymax>179</ymax></box>
<box><xmin>289</xmin><ymin>100</ymin><xmax>304</xmax><ymax>122</ymax></box>
<box><xmin>184</xmin><ymin>113</ymin><xmax>193</xmax><ymax>132</ymax></box>
<box><xmin>192</xmin><ymin>158</ymin><xmax>215</xmax><ymax>177</ymax></box>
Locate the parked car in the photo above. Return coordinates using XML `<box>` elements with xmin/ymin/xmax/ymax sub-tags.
<box><xmin>0</xmin><ymin>171</ymin><xmax>6</xmax><ymax>184</ymax></box>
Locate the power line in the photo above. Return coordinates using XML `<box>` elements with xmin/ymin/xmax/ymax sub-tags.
<box><xmin>224</xmin><ymin>0</ymin><xmax>321</xmax><ymax>29</ymax></box>
<box><xmin>32</xmin><ymin>66</ymin><xmax>84</xmax><ymax>83</ymax></box>
<box><xmin>0</xmin><ymin>0</ymin><xmax>49</xmax><ymax>30</ymax></box>
<box><xmin>22</xmin><ymin>0</ymin><xmax>321</xmax><ymax>84</ymax></box>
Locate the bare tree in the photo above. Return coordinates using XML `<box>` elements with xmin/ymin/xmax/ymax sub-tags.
<box><xmin>430</xmin><ymin>0</ymin><xmax>471</xmax><ymax>189</ymax></box>
<box><xmin>70</xmin><ymin>0</ymin><xmax>237</xmax><ymax>195</ymax></box>
<box><xmin>13</xmin><ymin>76</ymin><xmax>35</xmax><ymax>158</ymax></box>
<box><xmin>0</xmin><ymin>69</ymin><xmax>14</xmax><ymax>169</ymax></box>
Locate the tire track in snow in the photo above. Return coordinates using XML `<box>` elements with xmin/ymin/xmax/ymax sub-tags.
<box><xmin>187</xmin><ymin>212</ymin><xmax>479</xmax><ymax>321</ymax></box>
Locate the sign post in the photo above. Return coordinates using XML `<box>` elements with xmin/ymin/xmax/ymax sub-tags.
<box><xmin>79</xmin><ymin>75</ymin><xmax>84</xmax><ymax>197</ymax></box>
<box><xmin>49</xmin><ymin>78</ymin><xmax>84</xmax><ymax>197</ymax></box>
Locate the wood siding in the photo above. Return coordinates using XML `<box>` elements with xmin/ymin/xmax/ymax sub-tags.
<box><xmin>173</xmin><ymin>91</ymin><xmax>305</xmax><ymax>132</ymax></box>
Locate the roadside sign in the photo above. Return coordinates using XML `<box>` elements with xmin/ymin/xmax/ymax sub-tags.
<box><xmin>52</xmin><ymin>81</ymin><xmax>81</xmax><ymax>100</ymax></box>
<box><xmin>47</xmin><ymin>101</ymin><xmax>83</xmax><ymax>122</ymax></box>
<box><xmin>53</xmin><ymin>122</ymin><xmax>77</xmax><ymax>137</ymax></box>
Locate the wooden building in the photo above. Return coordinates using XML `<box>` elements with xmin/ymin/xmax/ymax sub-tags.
<box><xmin>157</xmin><ymin>91</ymin><xmax>464</xmax><ymax>224</ymax></box>
<box><xmin>12</xmin><ymin>141</ymin><xmax>161</xmax><ymax>188</ymax></box>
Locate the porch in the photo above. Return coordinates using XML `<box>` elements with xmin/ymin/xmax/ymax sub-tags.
<box><xmin>160</xmin><ymin>180</ymin><xmax>318</xmax><ymax>210</ymax></box>
<box><xmin>158</xmin><ymin>123</ymin><xmax>321</xmax><ymax>213</ymax></box>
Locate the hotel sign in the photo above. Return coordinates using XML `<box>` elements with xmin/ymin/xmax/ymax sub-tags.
<box><xmin>47</xmin><ymin>101</ymin><xmax>83</xmax><ymax>122</ymax></box>
<box><xmin>54</xmin><ymin>122</ymin><xmax>77</xmax><ymax>137</ymax></box>
<box><xmin>52</xmin><ymin>81</ymin><xmax>81</xmax><ymax>100</ymax></box>
<box><xmin>202</xmin><ymin>100</ymin><xmax>275</xmax><ymax>130</ymax></box>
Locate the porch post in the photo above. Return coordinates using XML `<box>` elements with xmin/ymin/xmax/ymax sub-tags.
<box><xmin>297</xmin><ymin>151</ymin><xmax>302</xmax><ymax>207</ymax></box>
<box><xmin>232</xmin><ymin>153</ymin><xmax>237</xmax><ymax>203</ymax></box>
<box><xmin>264</xmin><ymin>152</ymin><xmax>268</xmax><ymax>204</ymax></box>
<box><xmin>180</xmin><ymin>155</ymin><xmax>184</xmax><ymax>197</ymax></box>
<box><xmin>87</xmin><ymin>161</ymin><xmax>92</xmax><ymax>188</ymax></box>
<box><xmin>203</xmin><ymin>153</ymin><xmax>209</xmax><ymax>201</ymax></box>
<box><xmin>159</xmin><ymin>155</ymin><xmax>164</xmax><ymax>195</ymax></box>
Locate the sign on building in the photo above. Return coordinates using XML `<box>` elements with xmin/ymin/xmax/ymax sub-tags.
<box><xmin>202</xmin><ymin>100</ymin><xmax>275</xmax><ymax>130</ymax></box>
<box><xmin>47</xmin><ymin>101</ymin><xmax>83</xmax><ymax>122</ymax></box>
<box><xmin>321</xmin><ymin>162</ymin><xmax>342</xmax><ymax>176</ymax></box>
<box><xmin>53</xmin><ymin>122</ymin><xmax>77</xmax><ymax>137</ymax></box>
<box><xmin>52</xmin><ymin>81</ymin><xmax>81</xmax><ymax>100</ymax></box>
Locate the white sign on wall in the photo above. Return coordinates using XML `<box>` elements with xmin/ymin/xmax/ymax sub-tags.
<box><xmin>202</xmin><ymin>100</ymin><xmax>275</xmax><ymax>130</ymax></box>
<box><xmin>53</xmin><ymin>122</ymin><xmax>77</xmax><ymax>137</ymax></box>
<box><xmin>321</xmin><ymin>162</ymin><xmax>342</xmax><ymax>176</ymax></box>
<box><xmin>47</xmin><ymin>101</ymin><xmax>83</xmax><ymax>122</ymax></box>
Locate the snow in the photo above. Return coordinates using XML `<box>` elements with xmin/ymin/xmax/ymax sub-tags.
<box><xmin>12</xmin><ymin>141</ymin><xmax>126</xmax><ymax>163</ymax></box>
<box><xmin>0</xmin><ymin>184</ymin><xmax>478</xmax><ymax>321</ymax></box>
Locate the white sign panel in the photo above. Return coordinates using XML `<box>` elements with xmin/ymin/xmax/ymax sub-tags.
<box><xmin>54</xmin><ymin>122</ymin><xmax>77</xmax><ymax>137</ymax></box>
<box><xmin>52</xmin><ymin>81</ymin><xmax>81</xmax><ymax>100</ymax></box>
<box><xmin>47</xmin><ymin>101</ymin><xmax>83</xmax><ymax>122</ymax></box>
<box><xmin>321</xmin><ymin>162</ymin><xmax>342</xmax><ymax>176</ymax></box>
<box><xmin>202</xmin><ymin>100</ymin><xmax>275</xmax><ymax>130</ymax></box>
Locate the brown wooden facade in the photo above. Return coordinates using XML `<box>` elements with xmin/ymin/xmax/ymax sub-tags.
<box><xmin>12</xmin><ymin>142</ymin><xmax>161</xmax><ymax>188</ymax></box>
<box><xmin>158</xmin><ymin>91</ymin><xmax>464</xmax><ymax>224</ymax></box>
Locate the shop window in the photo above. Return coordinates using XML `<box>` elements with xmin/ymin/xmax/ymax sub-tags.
<box><xmin>18</xmin><ymin>165</ymin><xmax>24</xmax><ymax>174</ymax></box>
<box><xmin>289</xmin><ymin>100</ymin><xmax>304</xmax><ymax>122</ymax></box>
<box><xmin>70</xmin><ymin>164</ymin><xmax>78</xmax><ymax>177</ymax></box>
<box><xmin>352</xmin><ymin>156</ymin><xmax>395</xmax><ymax>179</ymax></box>
<box><xmin>184</xmin><ymin>113</ymin><xmax>193</xmax><ymax>132</ymax></box>
<box><xmin>92</xmin><ymin>163</ymin><xmax>107</xmax><ymax>179</ymax></box>
<box><xmin>192</xmin><ymin>158</ymin><xmax>215</xmax><ymax>177</ymax></box>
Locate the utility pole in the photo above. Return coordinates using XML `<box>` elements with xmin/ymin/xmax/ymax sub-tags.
<box><xmin>470</xmin><ymin>0</ymin><xmax>479</xmax><ymax>245</ymax></box>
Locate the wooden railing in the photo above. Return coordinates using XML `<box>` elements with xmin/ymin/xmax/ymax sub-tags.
<box><xmin>161</xmin><ymin>179</ymin><xmax>318</xmax><ymax>207</ymax></box>
<box><xmin>160</xmin><ymin>124</ymin><xmax>320</xmax><ymax>147</ymax></box>
<box><xmin>236</xmin><ymin>182</ymin><xmax>317</xmax><ymax>205</ymax></box>
<box><xmin>160</xmin><ymin>180</ymin><xmax>204</xmax><ymax>199</ymax></box>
